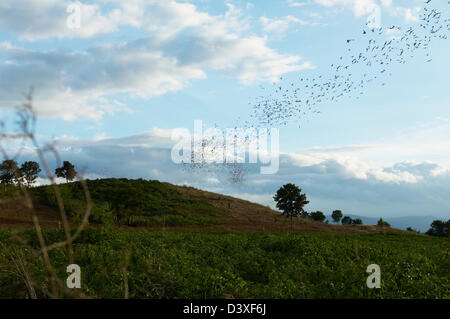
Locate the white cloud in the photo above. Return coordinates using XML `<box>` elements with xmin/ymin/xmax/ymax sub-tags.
<box><xmin>285</xmin><ymin>152</ymin><xmax>428</xmax><ymax>184</ymax></box>
<box><xmin>0</xmin><ymin>0</ymin><xmax>119</xmax><ymax>41</ymax></box>
<box><xmin>260</xmin><ymin>16</ymin><xmax>316</xmax><ymax>34</ymax></box>
<box><xmin>0</xmin><ymin>0</ymin><xmax>248</xmax><ymax>41</ymax></box>
<box><xmin>0</xmin><ymin>2</ymin><xmax>312</xmax><ymax>120</ymax></box>
<box><xmin>380</xmin><ymin>1</ymin><xmax>421</xmax><ymax>23</ymax></box>
<box><xmin>314</xmin><ymin>0</ymin><xmax>377</xmax><ymax>17</ymax></box>
<box><xmin>287</xmin><ymin>0</ymin><xmax>310</xmax><ymax>8</ymax></box>
<box><xmin>0</xmin><ymin>41</ymin><xmax>204</xmax><ymax>120</ymax></box>
<box><xmin>313</xmin><ymin>0</ymin><xmax>421</xmax><ymax>22</ymax></box>
<box><xmin>0</xmin><ymin>36</ymin><xmax>309</xmax><ymax>119</ymax></box>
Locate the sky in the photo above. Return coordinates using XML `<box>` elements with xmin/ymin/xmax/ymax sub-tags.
<box><xmin>0</xmin><ymin>0</ymin><xmax>449</xmax><ymax>219</ymax></box>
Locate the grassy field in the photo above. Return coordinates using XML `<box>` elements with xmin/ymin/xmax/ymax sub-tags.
<box><xmin>0</xmin><ymin>179</ymin><xmax>448</xmax><ymax>299</ymax></box>
<box><xmin>0</xmin><ymin>227</ymin><xmax>448</xmax><ymax>299</ymax></box>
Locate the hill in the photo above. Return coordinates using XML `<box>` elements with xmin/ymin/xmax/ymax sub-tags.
<box><xmin>1</xmin><ymin>179</ymin><xmax>448</xmax><ymax>299</ymax></box>
<box><xmin>0</xmin><ymin>178</ymin><xmax>404</xmax><ymax>234</ymax></box>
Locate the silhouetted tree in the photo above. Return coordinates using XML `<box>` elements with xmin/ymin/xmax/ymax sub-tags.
<box><xmin>426</xmin><ymin>220</ymin><xmax>449</xmax><ymax>237</ymax></box>
<box><xmin>352</xmin><ymin>218</ymin><xmax>363</xmax><ymax>225</ymax></box>
<box><xmin>20</xmin><ymin>161</ymin><xmax>41</xmax><ymax>187</ymax></box>
<box><xmin>310</xmin><ymin>211</ymin><xmax>326</xmax><ymax>222</ymax></box>
<box><xmin>341</xmin><ymin>216</ymin><xmax>352</xmax><ymax>225</ymax></box>
<box><xmin>0</xmin><ymin>160</ymin><xmax>21</xmax><ymax>186</ymax></box>
<box><xmin>55</xmin><ymin>161</ymin><xmax>77</xmax><ymax>183</ymax></box>
<box><xmin>273</xmin><ymin>183</ymin><xmax>309</xmax><ymax>231</ymax></box>
<box><xmin>331</xmin><ymin>210</ymin><xmax>343</xmax><ymax>224</ymax></box>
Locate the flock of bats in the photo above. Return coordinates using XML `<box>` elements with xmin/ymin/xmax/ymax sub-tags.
<box><xmin>251</xmin><ymin>0</ymin><xmax>450</xmax><ymax>127</ymax></box>
<box><xmin>185</xmin><ymin>0</ymin><xmax>450</xmax><ymax>183</ymax></box>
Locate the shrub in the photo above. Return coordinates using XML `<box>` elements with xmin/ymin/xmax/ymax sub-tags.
<box><xmin>377</xmin><ymin>218</ymin><xmax>390</xmax><ymax>228</ymax></box>
<box><xmin>341</xmin><ymin>216</ymin><xmax>352</xmax><ymax>225</ymax></box>
<box><xmin>309</xmin><ymin>211</ymin><xmax>326</xmax><ymax>222</ymax></box>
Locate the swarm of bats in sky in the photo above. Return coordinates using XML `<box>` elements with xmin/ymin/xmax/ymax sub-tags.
<box><xmin>251</xmin><ymin>0</ymin><xmax>450</xmax><ymax>127</ymax></box>
<box><xmin>184</xmin><ymin>0</ymin><xmax>450</xmax><ymax>183</ymax></box>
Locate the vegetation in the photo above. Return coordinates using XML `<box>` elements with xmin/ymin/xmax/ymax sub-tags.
<box><xmin>309</xmin><ymin>211</ymin><xmax>326</xmax><ymax>222</ymax></box>
<box><xmin>273</xmin><ymin>183</ymin><xmax>309</xmax><ymax>229</ymax></box>
<box><xmin>1</xmin><ymin>178</ymin><xmax>403</xmax><ymax>233</ymax></box>
<box><xmin>426</xmin><ymin>220</ymin><xmax>449</xmax><ymax>237</ymax></box>
<box><xmin>0</xmin><ymin>160</ymin><xmax>21</xmax><ymax>186</ymax></box>
<box><xmin>342</xmin><ymin>216</ymin><xmax>352</xmax><ymax>225</ymax></box>
<box><xmin>0</xmin><ymin>160</ymin><xmax>41</xmax><ymax>187</ymax></box>
<box><xmin>340</xmin><ymin>216</ymin><xmax>363</xmax><ymax>225</ymax></box>
<box><xmin>0</xmin><ymin>175</ymin><xmax>447</xmax><ymax>299</ymax></box>
<box><xmin>0</xmin><ymin>228</ymin><xmax>448</xmax><ymax>299</ymax></box>
<box><xmin>377</xmin><ymin>218</ymin><xmax>391</xmax><ymax>228</ymax></box>
<box><xmin>20</xmin><ymin>161</ymin><xmax>41</xmax><ymax>187</ymax></box>
<box><xmin>55</xmin><ymin>161</ymin><xmax>77</xmax><ymax>183</ymax></box>
<box><xmin>29</xmin><ymin>178</ymin><xmax>227</xmax><ymax>227</ymax></box>
<box><xmin>332</xmin><ymin>210</ymin><xmax>343</xmax><ymax>224</ymax></box>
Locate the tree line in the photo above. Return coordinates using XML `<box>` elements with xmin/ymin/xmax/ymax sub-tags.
<box><xmin>273</xmin><ymin>183</ymin><xmax>416</xmax><ymax>231</ymax></box>
<box><xmin>0</xmin><ymin>160</ymin><xmax>77</xmax><ymax>187</ymax></box>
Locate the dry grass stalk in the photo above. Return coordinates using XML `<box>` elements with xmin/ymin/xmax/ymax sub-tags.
<box><xmin>0</xmin><ymin>90</ymin><xmax>92</xmax><ymax>298</ymax></box>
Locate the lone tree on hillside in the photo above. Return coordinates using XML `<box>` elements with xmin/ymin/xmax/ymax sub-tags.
<box><xmin>273</xmin><ymin>183</ymin><xmax>309</xmax><ymax>231</ymax></box>
<box><xmin>341</xmin><ymin>216</ymin><xmax>352</xmax><ymax>225</ymax></box>
<box><xmin>0</xmin><ymin>159</ymin><xmax>21</xmax><ymax>186</ymax></box>
<box><xmin>331</xmin><ymin>210</ymin><xmax>343</xmax><ymax>224</ymax></box>
<box><xmin>20</xmin><ymin>161</ymin><xmax>41</xmax><ymax>187</ymax></box>
<box><xmin>309</xmin><ymin>211</ymin><xmax>326</xmax><ymax>222</ymax></box>
<box><xmin>55</xmin><ymin>161</ymin><xmax>77</xmax><ymax>183</ymax></box>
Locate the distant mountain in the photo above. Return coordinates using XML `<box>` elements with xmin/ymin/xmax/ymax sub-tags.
<box><xmin>327</xmin><ymin>214</ymin><xmax>441</xmax><ymax>232</ymax></box>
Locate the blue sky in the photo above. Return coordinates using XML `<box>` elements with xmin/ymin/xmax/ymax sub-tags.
<box><xmin>0</xmin><ymin>0</ymin><xmax>449</xmax><ymax>219</ymax></box>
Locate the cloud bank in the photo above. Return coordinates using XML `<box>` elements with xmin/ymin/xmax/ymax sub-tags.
<box><xmin>13</xmin><ymin>120</ymin><xmax>450</xmax><ymax>219</ymax></box>
<box><xmin>0</xmin><ymin>1</ymin><xmax>312</xmax><ymax>120</ymax></box>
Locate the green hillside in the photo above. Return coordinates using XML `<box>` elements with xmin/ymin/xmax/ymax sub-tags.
<box><xmin>30</xmin><ymin>178</ymin><xmax>230</xmax><ymax>228</ymax></box>
<box><xmin>0</xmin><ymin>178</ymin><xmax>411</xmax><ymax>233</ymax></box>
<box><xmin>0</xmin><ymin>178</ymin><xmax>448</xmax><ymax>299</ymax></box>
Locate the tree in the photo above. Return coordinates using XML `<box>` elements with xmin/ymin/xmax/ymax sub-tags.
<box><xmin>55</xmin><ymin>161</ymin><xmax>77</xmax><ymax>183</ymax></box>
<box><xmin>377</xmin><ymin>218</ymin><xmax>390</xmax><ymax>228</ymax></box>
<box><xmin>352</xmin><ymin>218</ymin><xmax>363</xmax><ymax>225</ymax></box>
<box><xmin>0</xmin><ymin>160</ymin><xmax>21</xmax><ymax>186</ymax></box>
<box><xmin>341</xmin><ymin>216</ymin><xmax>352</xmax><ymax>225</ymax></box>
<box><xmin>299</xmin><ymin>210</ymin><xmax>309</xmax><ymax>218</ymax></box>
<box><xmin>310</xmin><ymin>211</ymin><xmax>326</xmax><ymax>222</ymax></box>
<box><xmin>273</xmin><ymin>183</ymin><xmax>309</xmax><ymax>230</ymax></box>
<box><xmin>331</xmin><ymin>210</ymin><xmax>343</xmax><ymax>224</ymax></box>
<box><xmin>20</xmin><ymin>161</ymin><xmax>41</xmax><ymax>187</ymax></box>
<box><xmin>425</xmin><ymin>220</ymin><xmax>449</xmax><ymax>237</ymax></box>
